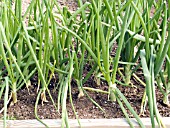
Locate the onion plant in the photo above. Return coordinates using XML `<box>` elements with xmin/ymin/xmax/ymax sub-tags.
<box><xmin>139</xmin><ymin>1</ymin><xmax>169</xmax><ymax>128</ymax></box>
<box><xmin>0</xmin><ymin>0</ymin><xmax>29</xmax><ymax>103</ymax></box>
<box><xmin>140</xmin><ymin>47</ymin><xmax>166</xmax><ymax>128</ymax></box>
<box><xmin>159</xmin><ymin>43</ymin><xmax>170</xmax><ymax>107</ymax></box>
<box><xmin>154</xmin><ymin>2</ymin><xmax>170</xmax><ymax>107</ymax></box>
<box><xmin>120</xmin><ymin>0</ymin><xmax>143</xmax><ymax>85</ymax></box>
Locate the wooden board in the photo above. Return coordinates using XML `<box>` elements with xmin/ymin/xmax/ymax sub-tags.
<box><xmin>0</xmin><ymin>118</ymin><xmax>170</xmax><ymax>128</ymax></box>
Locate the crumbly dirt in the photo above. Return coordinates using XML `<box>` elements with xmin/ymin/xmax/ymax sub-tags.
<box><xmin>0</xmin><ymin>73</ymin><xmax>170</xmax><ymax>120</ymax></box>
<box><xmin>0</xmin><ymin>0</ymin><xmax>170</xmax><ymax>120</ymax></box>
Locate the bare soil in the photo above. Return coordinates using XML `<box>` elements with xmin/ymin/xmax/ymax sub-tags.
<box><xmin>0</xmin><ymin>72</ymin><xmax>170</xmax><ymax>120</ymax></box>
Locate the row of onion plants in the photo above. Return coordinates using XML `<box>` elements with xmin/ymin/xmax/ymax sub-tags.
<box><xmin>0</xmin><ymin>0</ymin><xmax>169</xmax><ymax>128</ymax></box>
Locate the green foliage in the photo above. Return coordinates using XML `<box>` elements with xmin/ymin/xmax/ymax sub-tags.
<box><xmin>0</xmin><ymin>0</ymin><xmax>169</xmax><ymax>128</ymax></box>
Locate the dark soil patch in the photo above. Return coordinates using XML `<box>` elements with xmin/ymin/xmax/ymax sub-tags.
<box><xmin>0</xmin><ymin>73</ymin><xmax>170</xmax><ymax>120</ymax></box>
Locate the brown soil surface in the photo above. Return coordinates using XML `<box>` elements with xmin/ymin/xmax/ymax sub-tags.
<box><xmin>0</xmin><ymin>71</ymin><xmax>170</xmax><ymax>120</ymax></box>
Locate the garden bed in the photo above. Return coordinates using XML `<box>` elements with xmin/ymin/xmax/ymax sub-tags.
<box><xmin>0</xmin><ymin>0</ymin><xmax>170</xmax><ymax>128</ymax></box>
<box><xmin>0</xmin><ymin>79</ymin><xmax>170</xmax><ymax>120</ymax></box>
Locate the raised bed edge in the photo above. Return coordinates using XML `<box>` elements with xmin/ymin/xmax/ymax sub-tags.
<box><xmin>0</xmin><ymin>117</ymin><xmax>170</xmax><ymax>128</ymax></box>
